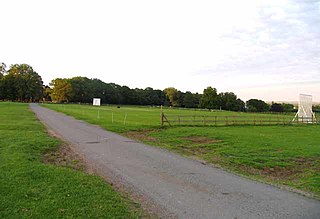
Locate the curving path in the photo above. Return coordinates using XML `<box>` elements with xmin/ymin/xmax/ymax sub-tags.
<box><xmin>31</xmin><ymin>104</ymin><xmax>320</xmax><ymax>219</ymax></box>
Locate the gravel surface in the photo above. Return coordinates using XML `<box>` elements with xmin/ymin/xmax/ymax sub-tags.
<box><xmin>31</xmin><ymin>104</ymin><xmax>320</xmax><ymax>219</ymax></box>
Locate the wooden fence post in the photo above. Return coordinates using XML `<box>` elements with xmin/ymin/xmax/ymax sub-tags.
<box><xmin>160</xmin><ymin>105</ymin><xmax>164</xmax><ymax>127</ymax></box>
<box><xmin>161</xmin><ymin>112</ymin><xmax>164</xmax><ymax>127</ymax></box>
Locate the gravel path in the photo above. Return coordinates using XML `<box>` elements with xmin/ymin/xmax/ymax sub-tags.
<box><xmin>31</xmin><ymin>104</ymin><xmax>320</xmax><ymax>219</ymax></box>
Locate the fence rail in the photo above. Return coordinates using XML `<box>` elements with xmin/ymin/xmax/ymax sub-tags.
<box><xmin>161</xmin><ymin>113</ymin><xmax>318</xmax><ymax>127</ymax></box>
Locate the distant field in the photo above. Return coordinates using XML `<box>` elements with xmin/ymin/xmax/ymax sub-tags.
<box><xmin>44</xmin><ymin>103</ymin><xmax>320</xmax><ymax>196</ymax></box>
<box><xmin>0</xmin><ymin>103</ymin><xmax>142</xmax><ymax>218</ymax></box>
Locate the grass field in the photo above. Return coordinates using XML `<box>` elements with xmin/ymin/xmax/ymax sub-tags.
<box><xmin>0</xmin><ymin>103</ymin><xmax>142</xmax><ymax>218</ymax></box>
<box><xmin>43</xmin><ymin>103</ymin><xmax>320</xmax><ymax>196</ymax></box>
<box><xmin>42</xmin><ymin>103</ymin><xmax>298</xmax><ymax>132</ymax></box>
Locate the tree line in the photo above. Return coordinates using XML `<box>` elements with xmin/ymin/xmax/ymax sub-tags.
<box><xmin>0</xmin><ymin>63</ymin><xmax>309</xmax><ymax>113</ymax></box>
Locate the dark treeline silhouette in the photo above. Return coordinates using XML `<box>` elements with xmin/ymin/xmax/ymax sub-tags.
<box><xmin>0</xmin><ymin>63</ymin><xmax>301</xmax><ymax>112</ymax></box>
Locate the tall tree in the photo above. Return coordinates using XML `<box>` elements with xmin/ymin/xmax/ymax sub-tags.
<box><xmin>69</xmin><ymin>77</ymin><xmax>92</xmax><ymax>103</ymax></box>
<box><xmin>219</xmin><ymin>92</ymin><xmax>245</xmax><ymax>111</ymax></box>
<box><xmin>50</xmin><ymin>78</ymin><xmax>73</xmax><ymax>102</ymax></box>
<box><xmin>3</xmin><ymin>64</ymin><xmax>43</xmax><ymax>101</ymax></box>
<box><xmin>164</xmin><ymin>87</ymin><xmax>181</xmax><ymax>107</ymax></box>
<box><xmin>199</xmin><ymin>86</ymin><xmax>219</xmax><ymax>109</ymax></box>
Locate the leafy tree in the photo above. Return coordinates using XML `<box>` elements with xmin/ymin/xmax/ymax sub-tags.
<box><xmin>183</xmin><ymin>91</ymin><xmax>200</xmax><ymax>108</ymax></box>
<box><xmin>282</xmin><ymin>103</ymin><xmax>294</xmax><ymax>112</ymax></box>
<box><xmin>120</xmin><ymin>86</ymin><xmax>137</xmax><ymax>105</ymax></box>
<box><xmin>50</xmin><ymin>78</ymin><xmax>72</xmax><ymax>102</ymax></box>
<box><xmin>89</xmin><ymin>79</ymin><xmax>112</xmax><ymax>104</ymax></box>
<box><xmin>164</xmin><ymin>87</ymin><xmax>181</xmax><ymax>107</ymax></box>
<box><xmin>246</xmin><ymin>99</ymin><xmax>269</xmax><ymax>112</ymax></box>
<box><xmin>1</xmin><ymin>73</ymin><xmax>17</xmax><ymax>100</ymax></box>
<box><xmin>235</xmin><ymin>98</ymin><xmax>246</xmax><ymax>111</ymax></box>
<box><xmin>219</xmin><ymin>92</ymin><xmax>246</xmax><ymax>111</ymax></box>
<box><xmin>270</xmin><ymin>103</ymin><xmax>284</xmax><ymax>112</ymax></box>
<box><xmin>199</xmin><ymin>86</ymin><xmax>219</xmax><ymax>109</ymax></box>
<box><xmin>105</xmin><ymin>83</ymin><xmax>122</xmax><ymax>104</ymax></box>
<box><xmin>43</xmin><ymin>85</ymin><xmax>52</xmax><ymax>101</ymax></box>
<box><xmin>152</xmin><ymin>89</ymin><xmax>166</xmax><ymax>106</ymax></box>
<box><xmin>69</xmin><ymin>77</ymin><xmax>92</xmax><ymax>103</ymax></box>
<box><xmin>2</xmin><ymin>64</ymin><xmax>43</xmax><ymax>101</ymax></box>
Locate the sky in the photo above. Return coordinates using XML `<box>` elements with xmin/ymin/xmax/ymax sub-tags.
<box><xmin>1</xmin><ymin>0</ymin><xmax>319</xmax><ymax>102</ymax></box>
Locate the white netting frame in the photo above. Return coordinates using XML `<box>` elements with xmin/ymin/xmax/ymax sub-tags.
<box><xmin>293</xmin><ymin>94</ymin><xmax>317</xmax><ymax>123</ymax></box>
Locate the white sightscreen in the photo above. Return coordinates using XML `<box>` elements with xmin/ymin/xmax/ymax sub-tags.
<box><xmin>93</xmin><ymin>98</ymin><xmax>101</xmax><ymax>106</ymax></box>
<box><xmin>298</xmin><ymin>94</ymin><xmax>313</xmax><ymax>122</ymax></box>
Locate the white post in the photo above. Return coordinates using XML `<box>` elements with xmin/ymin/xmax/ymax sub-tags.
<box><xmin>124</xmin><ymin>113</ymin><xmax>127</xmax><ymax>126</ymax></box>
<box><xmin>97</xmin><ymin>109</ymin><xmax>100</xmax><ymax>119</ymax></box>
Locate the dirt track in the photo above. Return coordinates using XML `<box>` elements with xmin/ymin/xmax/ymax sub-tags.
<box><xmin>31</xmin><ymin>104</ymin><xmax>320</xmax><ymax>219</ymax></box>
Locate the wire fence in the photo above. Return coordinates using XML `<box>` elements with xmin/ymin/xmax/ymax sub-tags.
<box><xmin>161</xmin><ymin>113</ymin><xmax>318</xmax><ymax>127</ymax></box>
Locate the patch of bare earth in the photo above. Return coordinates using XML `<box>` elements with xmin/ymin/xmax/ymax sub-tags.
<box><xmin>126</xmin><ymin>130</ymin><xmax>157</xmax><ymax>142</ymax></box>
<box><xmin>43</xmin><ymin>144</ymin><xmax>89</xmax><ymax>172</ymax></box>
<box><xmin>239</xmin><ymin>157</ymin><xmax>319</xmax><ymax>180</ymax></box>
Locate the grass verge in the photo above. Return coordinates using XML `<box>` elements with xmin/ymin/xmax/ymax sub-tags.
<box><xmin>0</xmin><ymin>102</ymin><xmax>143</xmax><ymax>218</ymax></box>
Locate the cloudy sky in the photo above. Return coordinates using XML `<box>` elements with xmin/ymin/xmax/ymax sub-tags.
<box><xmin>1</xmin><ymin>0</ymin><xmax>319</xmax><ymax>101</ymax></box>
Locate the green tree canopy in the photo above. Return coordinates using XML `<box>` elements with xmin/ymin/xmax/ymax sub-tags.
<box><xmin>50</xmin><ymin>78</ymin><xmax>72</xmax><ymax>102</ymax></box>
<box><xmin>199</xmin><ymin>86</ymin><xmax>219</xmax><ymax>109</ymax></box>
<box><xmin>219</xmin><ymin>92</ymin><xmax>245</xmax><ymax>112</ymax></box>
<box><xmin>1</xmin><ymin>64</ymin><xmax>43</xmax><ymax>101</ymax></box>
<box><xmin>246</xmin><ymin>99</ymin><xmax>269</xmax><ymax>112</ymax></box>
<box><xmin>282</xmin><ymin>103</ymin><xmax>294</xmax><ymax>112</ymax></box>
<box><xmin>69</xmin><ymin>77</ymin><xmax>92</xmax><ymax>103</ymax></box>
<box><xmin>164</xmin><ymin>87</ymin><xmax>181</xmax><ymax>107</ymax></box>
<box><xmin>183</xmin><ymin>91</ymin><xmax>200</xmax><ymax>108</ymax></box>
<box><xmin>270</xmin><ymin>103</ymin><xmax>284</xmax><ymax>112</ymax></box>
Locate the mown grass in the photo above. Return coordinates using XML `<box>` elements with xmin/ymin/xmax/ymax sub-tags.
<box><xmin>44</xmin><ymin>103</ymin><xmax>320</xmax><ymax>196</ymax></box>
<box><xmin>0</xmin><ymin>102</ymin><xmax>142</xmax><ymax>218</ymax></box>
<box><xmin>148</xmin><ymin>126</ymin><xmax>320</xmax><ymax>195</ymax></box>
<box><xmin>42</xmin><ymin>103</ymin><xmax>296</xmax><ymax>132</ymax></box>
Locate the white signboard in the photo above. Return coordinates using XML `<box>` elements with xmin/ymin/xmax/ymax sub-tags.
<box><xmin>93</xmin><ymin>98</ymin><xmax>101</xmax><ymax>106</ymax></box>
